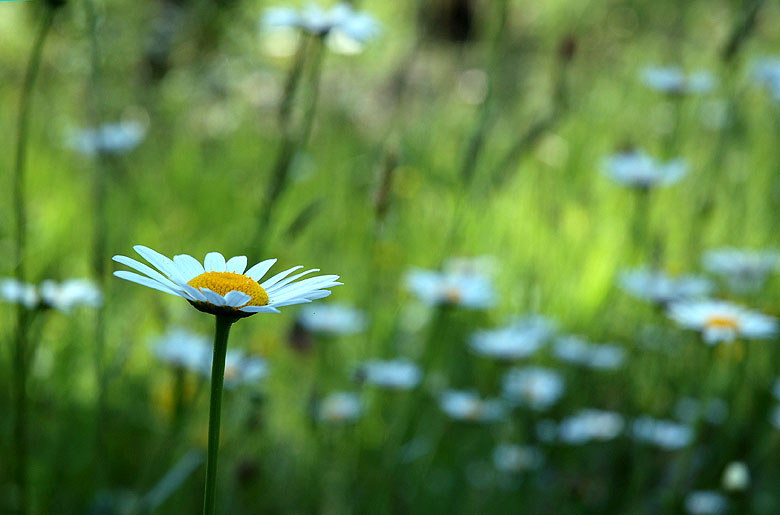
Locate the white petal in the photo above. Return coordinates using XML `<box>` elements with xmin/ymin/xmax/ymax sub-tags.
<box><xmin>265</xmin><ymin>269</ymin><xmax>320</xmax><ymax>293</ymax></box>
<box><xmin>245</xmin><ymin>258</ymin><xmax>277</xmax><ymax>281</ymax></box>
<box><xmin>269</xmin><ymin>275</ymin><xmax>340</xmax><ymax>301</ymax></box>
<box><xmin>173</xmin><ymin>254</ymin><xmax>205</xmax><ymax>281</ymax></box>
<box><xmin>113</xmin><ymin>271</ymin><xmax>184</xmax><ymax>297</ymax></box>
<box><xmin>113</xmin><ymin>255</ymin><xmax>181</xmax><ymax>291</ymax></box>
<box><xmin>204</xmin><ymin>252</ymin><xmax>227</xmax><ymax>273</ymax></box>
<box><xmin>269</xmin><ymin>297</ymin><xmax>313</xmax><ymax>308</ymax></box>
<box><xmin>224</xmin><ymin>291</ymin><xmax>251</xmax><ymax>307</ymax></box>
<box><xmin>239</xmin><ymin>305</ymin><xmax>281</xmax><ymax>314</ymax></box>
<box><xmin>169</xmin><ymin>278</ymin><xmax>208</xmax><ymax>302</ymax></box>
<box><xmin>199</xmin><ymin>288</ymin><xmax>227</xmax><ymax>306</ymax></box>
<box><xmin>133</xmin><ymin>246</ymin><xmax>181</xmax><ymax>279</ymax></box>
<box><xmin>225</xmin><ymin>256</ymin><xmax>248</xmax><ymax>274</ymax></box>
<box><xmin>260</xmin><ymin>265</ymin><xmax>303</xmax><ymax>289</ymax></box>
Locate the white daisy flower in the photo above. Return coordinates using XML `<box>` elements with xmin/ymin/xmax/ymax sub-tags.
<box><xmin>752</xmin><ymin>57</ymin><xmax>780</xmax><ymax>101</ymax></box>
<box><xmin>298</xmin><ymin>303</ymin><xmax>366</xmax><ymax>335</ymax></box>
<box><xmin>439</xmin><ymin>390</ymin><xmax>507</xmax><ymax>423</ymax></box>
<box><xmin>317</xmin><ymin>391</ymin><xmax>362</xmax><ymax>424</ymax></box>
<box><xmin>0</xmin><ymin>278</ymin><xmax>39</xmax><ymax>309</ymax></box>
<box><xmin>557</xmin><ymin>409</ymin><xmax>625</xmax><ymax>444</ymax></box>
<box><xmin>553</xmin><ymin>336</ymin><xmax>626</xmax><ymax>370</ymax></box>
<box><xmin>702</xmin><ymin>247</ymin><xmax>780</xmax><ymax>292</ymax></box>
<box><xmin>684</xmin><ymin>491</ymin><xmax>727</xmax><ymax>515</ymax></box>
<box><xmin>469</xmin><ymin>315</ymin><xmax>555</xmax><ymax>361</ymax></box>
<box><xmin>619</xmin><ymin>268</ymin><xmax>713</xmax><ymax>305</ymax></box>
<box><xmin>721</xmin><ymin>461</ymin><xmax>749</xmax><ymax>492</ymax></box>
<box><xmin>39</xmin><ymin>279</ymin><xmax>102</xmax><ymax>312</ymax></box>
<box><xmin>207</xmin><ymin>350</ymin><xmax>269</xmax><ymax>389</ymax></box>
<box><xmin>67</xmin><ymin>121</ymin><xmax>146</xmax><ymax>155</ymax></box>
<box><xmin>674</xmin><ymin>397</ymin><xmax>728</xmax><ymax>425</ymax></box>
<box><xmin>359</xmin><ymin>359</ymin><xmax>421</xmax><ymax>390</ymax></box>
<box><xmin>667</xmin><ymin>299</ymin><xmax>778</xmax><ymax>344</ymax></box>
<box><xmin>640</xmin><ymin>66</ymin><xmax>716</xmax><ymax>95</ymax></box>
<box><xmin>631</xmin><ymin>416</ymin><xmax>693</xmax><ymax>450</ymax></box>
<box><xmin>112</xmin><ymin>245</ymin><xmax>341</xmax><ymax>319</ymax></box>
<box><xmin>492</xmin><ymin>444</ymin><xmax>542</xmax><ymax>473</ymax></box>
<box><xmin>603</xmin><ymin>150</ymin><xmax>687</xmax><ymax>189</ymax></box>
<box><xmin>501</xmin><ymin>367</ymin><xmax>565</xmax><ymax>411</ymax></box>
<box><xmin>152</xmin><ymin>328</ymin><xmax>211</xmax><ymax>370</ymax></box>
<box><xmin>405</xmin><ymin>264</ymin><xmax>496</xmax><ymax>310</ymax></box>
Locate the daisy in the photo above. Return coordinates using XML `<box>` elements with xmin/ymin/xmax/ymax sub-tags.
<box><xmin>0</xmin><ymin>278</ymin><xmax>39</xmax><ymax>309</ymax></box>
<box><xmin>39</xmin><ymin>279</ymin><xmax>102</xmax><ymax>312</ymax></box>
<box><xmin>557</xmin><ymin>409</ymin><xmax>625</xmax><ymax>444</ymax></box>
<box><xmin>66</xmin><ymin>120</ymin><xmax>146</xmax><ymax>155</ymax></box>
<box><xmin>405</xmin><ymin>262</ymin><xmax>496</xmax><ymax>310</ymax></box>
<box><xmin>721</xmin><ymin>461</ymin><xmax>749</xmax><ymax>491</ymax></box>
<box><xmin>439</xmin><ymin>390</ymin><xmax>507</xmax><ymax>423</ymax></box>
<box><xmin>752</xmin><ymin>57</ymin><xmax>780</xmax><ymax>101</ymax></box>
<box><xmin>619</xmin><ymin>268</ymin><xmax>712</xmax><ymax>305</ymax></box>
<box><xmin>469</xmin><ymin>315</ymin><xmax>555</xmax><ymax>361</ymax></box>
<box><xmin>553</xmin><ymin>336</ymin><xmax>626</xmax><ymax>370</ymax></box>
<box><xmin>298</xmin><ymin>302</ymin><xmax>366</xmax><ymax>335</ymax></box>
<box><xmin>684</xmin><ymin>491</ymin><xmax>726</xmax><ymax>515</ymax></box>
<box><xmin>702</xmin><ymin>247</ymin><xmax>780</xmax><ymax>292</ymax></box>
<box><xmin>667</xmin><ymin>299</ymin><xmax>778</xmax><ymax>344</ymax></box>
<box><xmin>603</xmin><ymin>150</ymin><xmax>687</xmax><ymax>189</ymax></box>
<box><xmin>113</xmin><ymin>245</ymin><xmax>341</xmax><ymax>319</ymax></box>
<box><xmin>317</xmin><ymin>391</ymin><xmax>362</xmax><ymax>424</ymax></box>
<box><xmin>358</xmin><ymin>359</ymin><xmax>421</xmax><ymax>390</ymax></box>
<box><xmin>152</xmin><ymin>328</ymin><xmax>211</xmax><ymax>371</ymax></box>
<box><xmin>631</xmin><ymin>416</ymin><xmax>693</xmax><ymax>450</ymax></box>
<box><xmin>492</xmin><ymin>444</ymin><xmax>542</xmax><ymax>473</ymax></box>
<box><xmin>501</xmin><ymin>367</ymin><xmax>565</xmax><ymax>410</ymax></box>
<box><xmin>205</xmin><ymin>350</ymin><xmax>269</xmax><ymax>389</ymax></box>
<box><xmin>640</xmin><ymin>66</ymin><xmax>716</xmax><ymax>95</ymax></box>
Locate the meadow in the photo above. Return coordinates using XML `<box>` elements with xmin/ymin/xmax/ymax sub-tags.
<box><xmin>2</xmin><ymin>0</ymin><xmax>780</xmax><ymax>513</ymax></box>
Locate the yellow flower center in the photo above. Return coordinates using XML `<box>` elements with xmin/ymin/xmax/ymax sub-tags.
<box><xmin>187</xmin><ymin>272</ymin><xmax>268</xmax><ymax>307</ymax></box>
<box><xmin>442</xmin><ymin>286</ymin><xmax>462</xmax><ymax>304</ymax></box>
<box><xmin>705</xmin><ymin>315</ymin><xmax>738</xmax><ymax>331</ymax></box>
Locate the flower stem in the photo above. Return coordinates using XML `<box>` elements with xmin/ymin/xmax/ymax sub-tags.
<box><xmin>202</xmin><ymin>315</ymin><xmax>234</xmax><ymax>515</ymax></box>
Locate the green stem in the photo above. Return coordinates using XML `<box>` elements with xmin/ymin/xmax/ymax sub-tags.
<box><xmin>202</xmin><ymin>315</ymin><xmax>234</xmax><ymax>515</ymax></box>
<box><xmin>12</xmin><ymin>8</ymin><xmax>56</xmax><ymax>515</ymax></box>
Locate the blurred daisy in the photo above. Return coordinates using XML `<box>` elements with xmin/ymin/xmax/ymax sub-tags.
<box><xmin>501</xmin><ymin>367</ymin><xmax>564</xmax><ymax>410</ymax></box>
<box><xmin>405</xmin><ymin>262</ymin><xmax>496</xmax><ymax>310</ymax></box>
<box><xmin>152</xmin><ymin>328</ymin><xmax>211</xmax><ymax>370</ymax></box>
<box><xmin>667</xmin><ymin>299</ymin><xmax>778</xmax><ymax>344</ymax></box>
<box><xmin>721</xmin><ymin>461</ymin><xmax>749</xmax><ymax>492</ymax></box>
<box><xmin>113</xmin><ymin>245</ymin><xmax>341</xmax><ymax>318</ymax></box>
<box><xmin>0</xmin><ymin>278</ymin><xmax>39</xmax><ymax>308</ymax></box>
<box><xmin>39</xmin><ymin>279</ymin><xmax>102</xmax><ymax>312</ymax></box>
<box><xmin>318</xmin><ymin>391</ymin><xmax>362</xmax><ymax>424</ymax></box>
<box><xmin>66</xmin><ymin>121</ymin><xmax>146</xmax><ymax>155</ymax></box>
<box><xmin>469</xmin><ymin>316</ymin><xmax>554</xmax><ymax>361</ymax></box>
<box><xmin>260</xmin><ymin>3</ymin><xmax>379</xmax><ymax>53</ymax></box>
<box><xmin>297</xmin><ymin>303</ymin><xmax>366</xmax><ymax>335</ymax></box>
<box><xmin>640</xmin><ymin>66</ymin><xmax>716</xmax><ymax>95</ymax></box>
<box><xmin>619</xmin><ymin>268</ymin><xmax>712</xmax><ymax>305</ymax></box>
<box><xmin>212</xmin><ymin>350</ymin><xmax>269</xmax><ymax>389</ymax></box>
<box><xmin>492</xmin><ymin>444</ymin><xmax>542</xmax><ymax>473</ymax></box>
<box><xmin>359</xmin><ymin>359</ymin><xmax>421</xmax><ymax>390</ymax></box>
<box><xmin>557</xmin><ymin>409</ymin><xmax>625</xmax><ymax>444</ymax></box>
<box><xmin>553</xmin><ymin>336</ymin><xmax>626</xmax><ymax>370</ymax></box>
<box><xmin>439</xmin><ymin>390</ymin><xmax>507</xmax><ymax>422</ymax></box>
<box><xmin>674</xmin><ymin>397</ymin><xmax>728</xmax><ymax>425</ymax></box>
<box><xmin>631</xmin><ymin>416</ymin><xmax>693</xmax><ymax>450</ymax></box>
<box><xmin>684</xmin><ymin>491</ymin><xmax>726</xmax><ymax>515</ymax></box>
<box><xmin>752</xmin><ymin>58</ymin><xmax>780</xmax><ymax>101</ymax></box>
<box><xmin>702</xmin><ymin>247</ymin><xmax>780</xmax><ymax>292</ymax></box>
<box><xmin>603</xmin><ymin>150</ymin><xmax>687</xmax><ymax>189</ymax></box>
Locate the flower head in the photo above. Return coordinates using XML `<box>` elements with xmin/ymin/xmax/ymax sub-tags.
<box><xmin>405</xmin><ymin>259</ymin><xmax>496</xmax><ymax>310</ymax></box>
<box><xmin>317</xmin><ymin>391</ymin><xmax>362</xmax><ymax>424</ymax></box>
<box><xmin>1</xmin><ymin>278</ymin><xmax>39</xmax><ymax>309</ymax></box>
<box><xmin>152</xmin><ymin>328</ymin><xmax>211</xmax><ymax>370</ymax></box>
<box><xmin>439</xmin><ymin>390</ymin><xmax>506</xmax><ymax>422</ymax></box>
<box><xmin>67</xmin><ymin>121</ymin><xmax>146</xmax><ymax>155</ymax></box>
<box><xmin>39</xmin><ymin>279</ymin><xmax>102</xmax><ymax>312</ymax></box>
<box><xmin>209</xmin><ymin>350</ymin><xmax>269</xmax><ymax>389</ymax></box>
<box><xmin>113</xmin><ymin>245</ymin><xmax>341</xmax><ymax>319</ymax></box>
<box><xmin>631</xmin><ymin>416</ymin><xmax>693</xmax><ymax>449</ymax></box>
<box><xmin>297</xmin><ymin>303</ymin><xmax>366</xmax><ymax>335</ymax></box>
<box><xmin>557</xmin><ymin>409</ymin><xmax>625</xmax><ymax>444</ymax></box>
<box><xmin>752</xmin><ymin>57</ymin><xmax>780</xmax><ymax>101</ymax></box>
<box><xmin>603</xmin><ymin>150</ymin><xmax>687</xmax><ymax>189</ymax></box>
<box><xmin>684</xmin><ymin>491</ymin><xmax>726</xmax><ymax>515</ymax></box>
<box><xmin>358</xmin><ymin>358</ymin><xmax>421</xmax><ymax>390</ymax></box>
<box><xmin>667</xmin><ymin>299</ymin><xmax>777</xmax><ymax>344</ymax></box>
<box><xmin>702</xmin><ymin>247</ymin><xmax>780</xmax><ymax>293</ymax></box>
<box><xmin>619</xmin><ymin>268</ymin><xmax>712</xmax><ymax>305</ymax></box>
<box><xmin>640</xmin><ymin>66</ymin><xmax>716</xmax><ymax>95</ymax></box>
<box><xmin>469</xmin><ymin>315</ymin><xmax>555</xmax><ymax>360</ymax></box>
<box><xmin>553</xmin><ymin>336</ymin><xmax>626</xmax><ymax>370</ymax></box>
<box><xmin>501</xmin><ymin>367</ymin><xmax>565</xmax><ymax>410</ymax></box>
<box><xmin>492</xmin><ymin>444</ymin><xmax>542</xmax><ymax>473</ymax></box>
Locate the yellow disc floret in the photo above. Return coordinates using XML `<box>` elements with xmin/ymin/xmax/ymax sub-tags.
<box><xmin>705</xmin><ymin>315</ymin><xmax>739</xmax><ymax>331</ymax></box>
<box><xmin>187</xmin><ymin>272</ymin><xmax>268</xmax><ymax>307</ymax></box>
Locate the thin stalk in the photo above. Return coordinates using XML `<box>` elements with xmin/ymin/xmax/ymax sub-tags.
<box><xmin>202</xmin><ymin>315</ymin><xmax>234</xmax><ymax>515</ymax></box>
<box><xmin>12</xmin><ymin>8</ymin><xmax>57</xmax><ymax>515</ymax></box>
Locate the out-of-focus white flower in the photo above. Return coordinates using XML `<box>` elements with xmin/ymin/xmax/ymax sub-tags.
<box><xmin>67</xmin><ymin>121</ymin><xmax>146</xmax><ymax>155</ymax></box>
<box><xmin>359</xmin><ymin>359</ymin><xmax>421</xmax><ymax>390</ymax></box>
<box><xmin>492</xmin><ymin>444</ymin><xmax>542</xmax><ymax>473</ymax></box>
<box><xmin>619</xmin><ymin>268</ymin><xmax>712</xmax><ymax>305</ymax></box>
<box><xmin>405</xmin><ymin>261</ymin><xmax>496</xmax><ymax>310</ymax></box>
<box><xmin>641</xmin><ymin>66</ymin><xmax>716</xmax><ymax>95</ymax></box>
<box><xmin>0</xmin><ymin>278</ymin><xmax>39</xmax><ymax>309</ymax></box>
<box><xmin>469</xmin><ymin>315</ymin><xmax>555</xmax><ymax>360</ymax></box>
<box><xmin>631</xmin><ymin>416</ymin><xmax>694</xmax><ymax>449</ymax></box>
<box><xmin>674</xmin><ymin>397</ymin><xmax>728</xmax><ymax>425</ymax></box>
<box><xmin>318</xmin><ymin>391</ymin><xmax>362</xmax><ymax>424</ymax></box>
<box><xmin>198</xmin><ymin>349</ymin><xmax>269</xmax><ymax>389</ymax></box>
<box><xmin>39</xmin><ymin>279</ymin><xmax>102</xmax><ymax>312</ymax></box>
<box><xmin>298</xmin><ymin>303</ymin><xmax>366</xmax><ymax>335</ymax></box>
<box><xmin>439</xmin><ymin>390</ymin><xmax>506</xmax><ymax>422</ymax></box>
<box><xmin>752</xmin><ymin>58</ymin><xmax>780</xmax><ymax>101</ymax></box>
<box><xmin>152</xmin><ymin>328</ymin><xmax>211</xmax><ymax>370</ymax></box>
<box><xmin>260</xmin><ymin>3</ymin><xmax>380</xmax><ymax>54</ymax></box>
<box><xmin>721</xmin><ymin>461</ymin><xmax>749</xmax><ymax>492</ymax></box>
<box><xmin>557</xmin><ymin>409</ymin><xmax>624</xmax><ymax>444</ymax></box>
<box><xmin>684</xmin><ymin>491</ymin><xmax>727</xmax><ymax>515</ymax></box>
<box><xmin>553</xmin><ymin>336</ymin><xmax>626</xmax><ymax>370</ymax></box>
<box><xmin>502</xmin><ymin>367</ymin><xmax>564</xmax><ymax>410</ymax></box>
<box><xmin>702</xmin><ymin>247</ymin><xmax>780</xmax><ymax>293</ymax></box>
<box><xmin>667</xmin><ymin>299</ymin><xmax>778</xmax><ymax>344</ymax></box>
<box><xmin>603</xmin><ymin>150</ymin><xmax>687</xmax><ymax>189</ymax></box>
